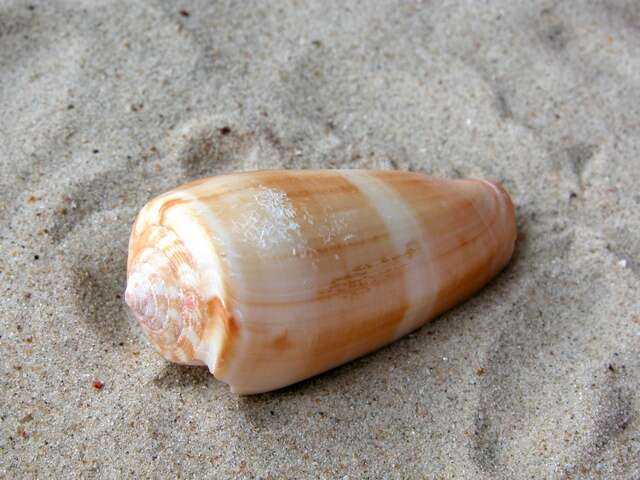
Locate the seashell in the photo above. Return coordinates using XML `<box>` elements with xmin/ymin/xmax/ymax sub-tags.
<box><xmin>125</xmin><ymin>170</ymin><xmax>516</xmax><ymax>394</ymax></box>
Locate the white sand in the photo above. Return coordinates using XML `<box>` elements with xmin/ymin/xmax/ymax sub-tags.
<box><xmin>1</xmin><ymin>0</ymin><xmax>639</xmax><ymax>477</ymax></box>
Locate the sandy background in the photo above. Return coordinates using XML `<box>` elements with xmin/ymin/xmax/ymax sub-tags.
<box><xmin>1</xmin><ymin>0</ymin><xmax>639</xmax><ymax>477</ymax></box>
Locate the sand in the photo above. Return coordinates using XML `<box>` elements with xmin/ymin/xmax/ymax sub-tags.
<box><xmin>1</xmin><ymin>0</ymin><xmax>639</xmax><ymax>477</ymax></box>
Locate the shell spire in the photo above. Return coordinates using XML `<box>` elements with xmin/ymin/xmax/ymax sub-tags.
<box><xmin>125</xmin><ymin>170</ymin><xmax>516</xmax><ymax>394</ymax></box>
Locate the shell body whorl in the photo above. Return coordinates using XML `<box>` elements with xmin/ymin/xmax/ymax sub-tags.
<box><xmin>125</xmin><ymin>170</ymin><xmax>516</xmax><ymax>394</ymax></box>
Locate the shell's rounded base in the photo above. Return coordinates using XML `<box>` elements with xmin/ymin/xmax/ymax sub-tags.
<box><xmin>125</xmin><ymin>273</ymin><xmax>175</xmax><ymax>332</ymax></box>
<box><xmin>125</xmin><ymin>222</ymin><xmax>209</xmax><ymax>366</ymax></box>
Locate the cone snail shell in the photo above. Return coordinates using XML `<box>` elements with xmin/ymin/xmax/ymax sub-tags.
<box><xmin>125</xmin><ymin>169</ymin><xmax>516</xmax><ymax>394</ymax></box>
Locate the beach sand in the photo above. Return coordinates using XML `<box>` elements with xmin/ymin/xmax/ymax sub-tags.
<box><xmin>1</xmin><ymin>0</ymin><xmax>639</xmax><ymax>477</ymax></box>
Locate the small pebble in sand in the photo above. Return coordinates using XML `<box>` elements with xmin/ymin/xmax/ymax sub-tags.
<box><xmin>19</xmin><ymin>413</ymin><xmax>33</xmax><ymax>423</ymax></box>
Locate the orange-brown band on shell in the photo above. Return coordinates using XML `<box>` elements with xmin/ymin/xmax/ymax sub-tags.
<box><xmin>258</xmin><ymin>170</ymin><xmax>412</xmax><ymax>382</ymax></box>
<box><xmin>373</xmin><ymin>172</ymin><xmax>514</xmax><ymax>318</ymax></box>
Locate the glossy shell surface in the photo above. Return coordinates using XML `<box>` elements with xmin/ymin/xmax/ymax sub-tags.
<box><xmin>125</xmin><ymin>170</ymin><xmax>517</xmax><ymax>394</ymax></box>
